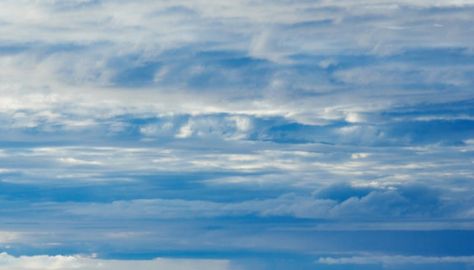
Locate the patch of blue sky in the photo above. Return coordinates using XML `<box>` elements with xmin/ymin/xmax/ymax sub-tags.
<box><xmin>110</xmin><ymin>49</ymin><xmax>273</xmax><ymax>90</ymax></box>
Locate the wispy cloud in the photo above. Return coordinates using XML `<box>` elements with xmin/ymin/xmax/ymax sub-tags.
<box><xmin>318</xmin><ymin>254</ymin><xmax>474</xmax><ymax>265</ymax></box>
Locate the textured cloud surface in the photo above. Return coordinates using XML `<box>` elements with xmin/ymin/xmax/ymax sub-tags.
<box><xmin>0</xmin><ymin>0</ymin><xmax>473</xmax><ymax>269</ymax></box>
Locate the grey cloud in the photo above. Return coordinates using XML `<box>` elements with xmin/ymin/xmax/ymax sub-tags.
<box><xmin>50</xmin><ymin>183</ymin><xmax>458</xmax><ymax>221</ymax></box>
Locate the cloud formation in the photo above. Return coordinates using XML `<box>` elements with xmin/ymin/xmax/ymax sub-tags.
<box><xmin>0</xmin><ymin>253</ymin><xmax>230</xmax><ymax>270</ymax></box>
<box><xmin>318</xmin><ymin>255</ymin><xmax>474</xmax><ymax>265</ymax></box>
<box><xmin>0</xmin><ymin>0</ymin><xmax>473</xmax><ymax>269</ymax></box>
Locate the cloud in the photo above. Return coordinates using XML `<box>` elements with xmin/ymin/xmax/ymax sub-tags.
<box><xmin>0</xmin><ymin>232</ymin><xmax>21</xmax><ymax>243</ymax></box>
<box><xmin>0</xmin><ymin>253</ymin><xmax>230</xmax><ymax>270</ymax></box>
<box><xmin>318</xmin><ymin>254</ymin><xmax>474</xmax><ymax>265</ymax></box>
<box><xmin>42</xmin><ymin>183</ymin><xmax>457</xmax><ymax>222</ymax></box>
<box><xmin>0</xmin><ymin>0</ymin><xmax>473</xmax><ymax>268</ymax></box>
<box><xmin>326</xmin><ymin>184</ymin><xmax>443</xmax><ymax>218</ymax></box>
<box><xmin>0</xmin><ymin>0</ymin><xmax>473</xmax><ymax>130</ymax></box>
<box><xmin>175</xmin><ymin>115</ymin><xmax>252</xmax><ymax>140</ymax></box>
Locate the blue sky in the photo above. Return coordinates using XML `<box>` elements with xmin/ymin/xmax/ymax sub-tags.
<box><xmin>0</xmin><ymin>0</ymin><xmax>474</xmax><ymax>269</ymax></box>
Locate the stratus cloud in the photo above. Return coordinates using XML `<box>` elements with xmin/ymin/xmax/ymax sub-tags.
<box><xmin>56</xmin><ymin>183</ymin><xmax>456</xmax><ymax>220</ymax></box>
<box><xmin>318</xmin><ymin>255</ymin><xmax>474</xmax><ymax>265</ymax></box>
<box><xmin>0</xmin><ymin>253</ymin><xmax>230</xmax><ymax>270</ymax></box>
<box><xmin>1</xmin><ymin>140</ymin><xmax>472</xmax><ymax>191</ymax></box>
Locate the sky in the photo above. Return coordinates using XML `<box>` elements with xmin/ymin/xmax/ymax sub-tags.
<box><xmin>0</xmin><ymin>0</ymin><xmax>474</xmax><ymax>269</ymax></box>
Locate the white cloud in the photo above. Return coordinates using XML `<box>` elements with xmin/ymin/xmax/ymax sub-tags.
<box><xmin>58</xmin><ymin>157</ymin><xmax>102</xmax><ymax>166</ymax></box>
<box><xmin>0</xmin><ymin>0</ymin><xmax>472</xmax><ymax>130</ymax></box>
<box><xmin>0</xmin><ymin>0</ymin><xmax>472</xmax><ymax>266</ymax></box>
<box><xmin>0</xmin><ymin>253</ymin><xmax>230</xmax><ymax>270</ymax></box>
<box><xmin>0</xmin><ymin>232</ymin><xmax>21</xmax><ymax>243</ymax></box>
<box><xmin>175</xmin><ymin>115</ymin><xmax>252</xmax><ymax>140</ymax></box>
<box><xmin>351</xmin><ymin>153</ymin><xmax>370</xmax><ymax>159</ymax></box>
<box><xmin>318</xmin><ymin>255</ymin><xmax>474</xmax><ymax>265</ymax></box>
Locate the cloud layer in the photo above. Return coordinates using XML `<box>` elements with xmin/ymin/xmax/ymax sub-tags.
<box><xmin>0</xmin><ymin>253</ymin><xmax>229</xmax><ymax>270</ymax></box>
<box><xmin>0</xmin><ymin>0</ymin><xmax>473</xmax><ymax>269</ymax></box>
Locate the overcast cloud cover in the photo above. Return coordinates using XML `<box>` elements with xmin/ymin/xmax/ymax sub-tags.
<box><xmin>0</xmin><ymin>0</ymin><xmax>474</xmax><ymax>269</ymax></box>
